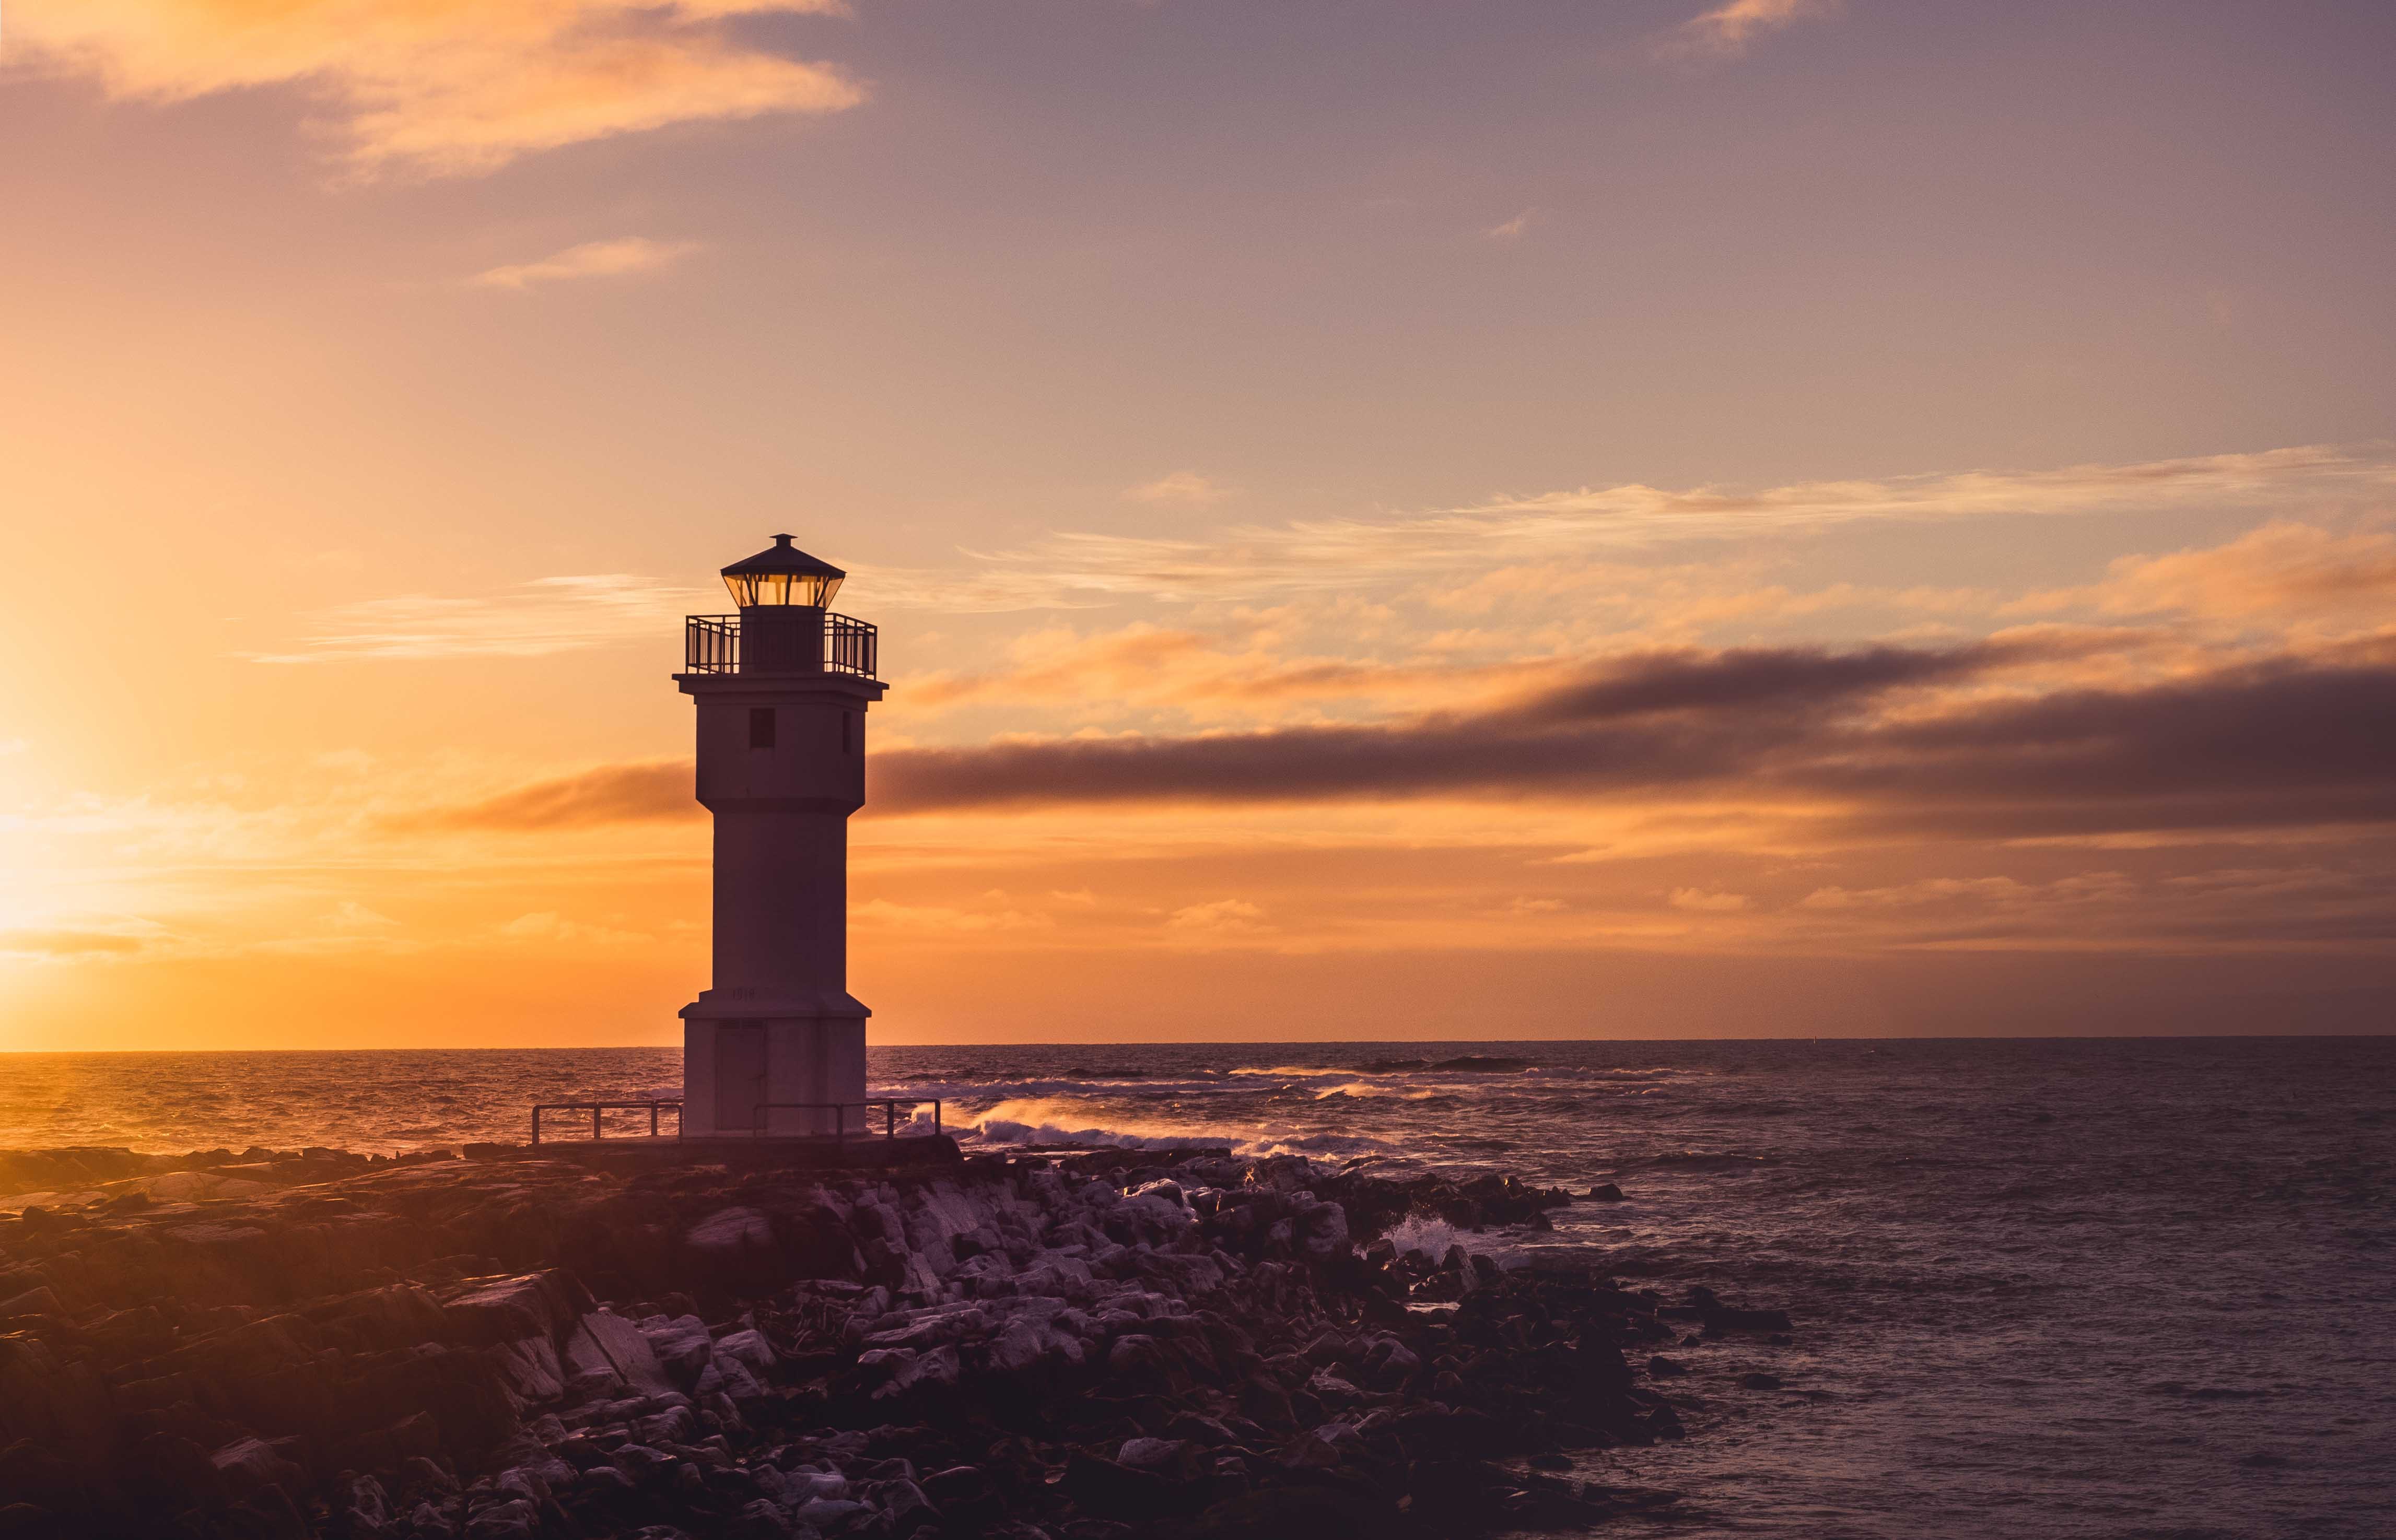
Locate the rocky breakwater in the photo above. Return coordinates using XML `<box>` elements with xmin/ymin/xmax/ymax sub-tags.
<box><xmin>0</xmin><ymin>1142</ymin><xmax>1779</xmax><ymax>1538</ymax></box>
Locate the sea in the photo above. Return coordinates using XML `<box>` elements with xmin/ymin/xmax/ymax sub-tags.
<box><xmin>2</xmin><ymin>1037</ymin><xmax>2390</xmax><ymax>1540</ymax></box>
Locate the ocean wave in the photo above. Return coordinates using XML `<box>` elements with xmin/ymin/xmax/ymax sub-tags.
<box><xmin>1383</xmin><ymin>1214</ymin><xmax>1470</xmax><ymax>1256</ymax></box>
<box><xmin>1357</xmin><ymin>1055</ymin><xmax>1538</xmax><ymax>1074</ymax></box>
<box><xmin>960</xmin><ymin>1096</ymin><xmax>1401</xmax><ymax>1160</ymax></box>
<box><xmin>1313</xmin><ymin>1082</ymin><xmax>1440</xmax><ymax>1101</ymax></box>
<box><xmin>966</xmin><ymin>1119</ymin><xmax>1398</xmax><ymax>1161</ymax></box>
<box><xmin>1627</xmin><ymin>1150</ymin><xmax>1770</xmax><ymax>1171</ymax></box>
<box><xmin>871</xmin><ymin>1077</ymin><xmax>1235</xmax><ymax>1103</ymax></box>
<box><xmin>969</xmin><ymin>1118</ymin><xmax>1211</xmax><ymax>1153</ymax></box>
<box><xmin>895</xmin><ymin>1067</ymin><xmax>1194</xmax><ymax>1087</ymax></box>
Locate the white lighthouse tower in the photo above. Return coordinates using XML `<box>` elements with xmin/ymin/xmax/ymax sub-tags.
<box><xmin>675</xmin><ymin>535</ymin><xmax>884</xmax><ymax>1138</ymax></box>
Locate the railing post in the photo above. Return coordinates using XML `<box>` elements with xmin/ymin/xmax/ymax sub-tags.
<box><xmin>532</xmin><ymin>1107</ymin><xmax>542</xmax><ymax>1147</ymax></box>
<box><xmin>592</xmin><ymin>1105</ymin><xmax>602</xmax><ymax>1142</ymax></box>
<box><xmin>650</xmin><ymin>1102</ymin><xmax>660</xmax><ymax>1138</ymax></box>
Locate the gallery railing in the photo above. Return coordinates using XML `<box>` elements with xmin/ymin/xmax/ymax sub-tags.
<box><xmin>685</xmin><ymin>615</ymin><xmax>739</xmax><ymax>674</ymax></box>
<box><xmin>822</xmin><ymin>614</ymin><xmax>878</xmax><ymax>679</ymax></box>
<box><xmin>526</xmin><ymin>1097</ymin><xmax>941</xmax><ymax>1145</ymax></box>
<box><xmin>745</xmin><ymin>1099</ymin><xmax>942</xmax><ymax>1144</ymax></box>
<box><xmin>530</xmin><ymin>1099</ymin><xmax>684</xmax><ymax>1144</ymax></box>
<box><xmin>682</xmin><ymin>613</ymin><xmax>878</xmax><ymax>679</ymax></box>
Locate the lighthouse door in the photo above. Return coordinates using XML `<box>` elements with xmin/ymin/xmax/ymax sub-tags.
<box><xmin>715</xmin><ymin>1021</ymin><xmax>767</xmax><ymax>1135</ymax></box>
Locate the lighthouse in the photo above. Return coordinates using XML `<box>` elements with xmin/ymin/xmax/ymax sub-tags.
<box><xmin>675</xmin><ymin>535</ymin><xmax>884</xmax><ymax>1137</ymax></box>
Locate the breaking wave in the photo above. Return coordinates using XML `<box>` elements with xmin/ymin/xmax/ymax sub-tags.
<box><xmin>959</xmin><ymin>1096</ymin><xmax>1401</xmax><ymax>1160</ymax></box>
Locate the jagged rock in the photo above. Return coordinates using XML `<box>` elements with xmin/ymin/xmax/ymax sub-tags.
<box><xmin>211</xmin><ymin>1436</ymin><xmax>306</xmax><ymax>1502</ymax></box>
<box><xmin>0</xmin><ymin>1142</ymin><xmax>1689</xmax><ymax>1539</ymax></box>
<box><xmin>565</xmin><ymin>1310</ymin><xmax>674</xmax><ymax>1397</ymax></box>
<box><xmin>639</xmin><ymin>1313</ymin><xmax>717</xmax><ymax>1391</ymax></box>
<box><xmin>443</xmin><ymin>1271</ymin><xmax>593</xmax><ymax>1346</ymax></box>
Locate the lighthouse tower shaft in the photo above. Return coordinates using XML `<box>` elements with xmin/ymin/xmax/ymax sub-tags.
<box><xmin>676</xmin><ymin>595</ymin><xmax>884</xmax><ymax>1138</ymax></box>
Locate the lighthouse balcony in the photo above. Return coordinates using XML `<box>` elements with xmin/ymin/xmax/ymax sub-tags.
<box><xmin>685</xmin><ymin>612</ymin><xmax>879</xmax><ymax>679</ymax></box>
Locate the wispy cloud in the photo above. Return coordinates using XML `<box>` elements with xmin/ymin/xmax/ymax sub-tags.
<box><xmin>248</xmin><ymin>447</ymin><xmax>2396</xmax><ymax>668</ymax></box>
<box><xmin>322</xmin><ymin>901</ymin><xmax>401</xmax><ymax>933</ymax></box>
<box><xmin>6</xmin><ymin>0</ymin><xmax>862</xmax><ymax>178</ymax></box>
<box><xmin>2007</xmin><ymin>521</ymin><xmax>2396</xmax><ymax>627</ymax></box>
<box><xmin>471</xmin><ymin>237</ymin><xmax>702</xmax><ymax>291</ymax></box>
<box><xmin>1167</xmin><ymin>898</ymin><xmax>1269</xmax><ymax>936</ymax></box>
<box><xmin>498</xmin><ymin>910</ymin><xmax>652</xmax><ymax>946</ymax></box>
<box><xmin>256</xmin><ymin>575</ymin><xmax>706</xmax><ymax>662</ymax></box>
<box><xmin>867</xmin><ymin>444</ymin><xmax>2396</xmax><ymax>612</ymax></box>
<box><xmin>853</xmin><ymin>898</ymin><xmax>1054</xmax><ymax>933</ymax></box>
<box><xmin>0</xmin><ymin>928</ymin><xmax>150</xmax><ymax>959</ymax></box>
<box><xmin>1665</xmin><ymin>0</ymin><xmax>1841</xmax><ymax>58</ymax></box>
<box><xmin>1485</xmin><ymin>209</ymin><xmax>1538</xmax><ymax>242</ymax></box>
<box><xmin>906</xmin><ymin>623</ymin><xmax>1564</xmax><ymax>715</ymax></box>
<box><xmin>382</xmin><ymin>758</ymin><xmax>692</xmax><ymax>832</ymax></box>
<box><xmin>1127</xmin><ymin>472</ymin><xmax>1233</xmax><ymax>506</ymax></box>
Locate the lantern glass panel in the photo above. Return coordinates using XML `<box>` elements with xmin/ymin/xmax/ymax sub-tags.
<box><xmin>724</xmin><ymin>572</ymin><xmax>841</xmax><ymax>607</ymax></box>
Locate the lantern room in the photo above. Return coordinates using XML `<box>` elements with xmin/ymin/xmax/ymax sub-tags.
<box><xmin>721</xmin><ymin>534</ymin><xmax>845</xmax><ymax>609</ymax></box>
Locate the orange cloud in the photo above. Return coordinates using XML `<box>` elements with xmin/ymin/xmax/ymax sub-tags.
<box><xmin>6</xmin><ymin>0</ymin><xmax>863</xmax><ymax>177</ymax></box>
<box><xmin>471</xmin><ymin>237</ymin><xmax>702</xmax><ymax>291</ymax></box>
<box><xmin>388</xmin><ymin>759</ymin><xmax>691</xmax><ymax>832</ymax></box>
<box><xmin>1167</xmin><ymin>898</ymin><xmax>1270</xmax><ymax>938</ymax></box>
<box><xmin>0</xmin><ymin>929</ymin><xmax>149</xmax><ymax>958</ymax></box>
<box><xmin>853</xmin><ymin>898</ymin><xmax>1055</xmax><ymax>934</ymax></box>
<box><xmin>2011</xmin><ymin>522</ymin><xmax>2396</xmax><ymax>626</ymax></box>
<box><xmin>853</xmin><ymin>444</ymin><xmax>2396</xmax><ymax>612</ymax></box>
<box><xmin>1666</xmin><ymin>0</ymin><xmax>1841</xmax><ymax>58</ymax></box>
<box><xmin>1127</xmin><ymin>472</ymin><xmax>1233</xmax><ymax>506</ymax></box>
<box><xmin>256</xmin><ymin>575</ymin><xmax>705</xmax><ymax>662</ymax></box>
<box><xmin>391</xmin><ymin>631</ymin><xmax>2396</xmax><ymax>852</ymax></box>
<box><xmin>906</xmin><ymin>623</ymin><xmax>1564</xmax><ymax>716</ymax></box>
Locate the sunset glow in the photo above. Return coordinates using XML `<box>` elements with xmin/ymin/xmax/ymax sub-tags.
<box><xmin>4</xmin><ymin>1</ymin><xmax>2392</xmax><ymax>1048</ymax></box>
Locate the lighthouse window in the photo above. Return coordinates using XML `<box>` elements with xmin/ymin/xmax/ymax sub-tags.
<box><xmin>748</xmin><ymin>708</ymin><xmax>776</xmax><ymax>749</ymax></box>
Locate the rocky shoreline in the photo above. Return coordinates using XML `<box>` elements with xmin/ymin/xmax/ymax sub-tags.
<box><xmin>0</xmin><ymin>1141</ymin><xmax>1789</xmax><ymax>1538</ymax></box>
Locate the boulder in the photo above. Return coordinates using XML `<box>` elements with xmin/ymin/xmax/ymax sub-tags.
<box><xmin>564</xmin><ymin>1311</ymin><xmax>673</xmax><ymax>1397</ymax></box>
<box><xmin>443</xmin><ymin>1272</ymin><xmax>593</xmax><ymax>1347</ymax></box>
<box><xmin>210</xmin><ymin>1436</ymin><xmax>307</xmax><ymax>1503</ymax></box>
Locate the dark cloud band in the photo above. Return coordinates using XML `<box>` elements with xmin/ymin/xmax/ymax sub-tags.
<box><xmin>400</xmin><ymin>641</ymin><xmax>2396</xmax><ymax>843</ymax></box>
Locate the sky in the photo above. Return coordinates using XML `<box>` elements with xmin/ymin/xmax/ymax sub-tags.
<box><xmin>2</xmin><ymin>0</ymin><xmax>2392</xmax><ymax>1049</ymax></box>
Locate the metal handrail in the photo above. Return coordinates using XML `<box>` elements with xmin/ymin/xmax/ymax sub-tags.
<box><xmin>745</xmin><ymin>1098</ymin><xmax>941</xmax><ymax>1144</ymax></box>
<box><xmin>531</xmin><ymin>1100</ymin><xmax>684</xmax><ymax>1145</ymax></box>
<box><xmin>682</xmin><ymin>614</ymin><xmax>877</xmax><ymax>680</ymax></box>
<box><xmin>526</xmin><ymin>1097</ymin><xmax>940</xmax><ymax>1146</ymax></box>
<box><xmin>824</xmin><ymin>614</ymin><xmax>877</xmax><ymax>679</ymax></box>
<box><xmin>685</xmin><ymin>615</ymin><xmax>738</xmax><ymax>673</ymax></box>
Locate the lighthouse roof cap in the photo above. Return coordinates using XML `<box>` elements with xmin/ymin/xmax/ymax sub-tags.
<box><xmin>721</xmin><ymin>533</ymin><xmax>846</xmax><ymax>580</ymax></box>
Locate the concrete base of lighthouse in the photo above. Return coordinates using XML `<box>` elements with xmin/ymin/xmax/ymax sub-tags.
<box><xmin>680</xmin><ymin>990</ymin><xmax>869</xmax><ymax>1139</ymax></box>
